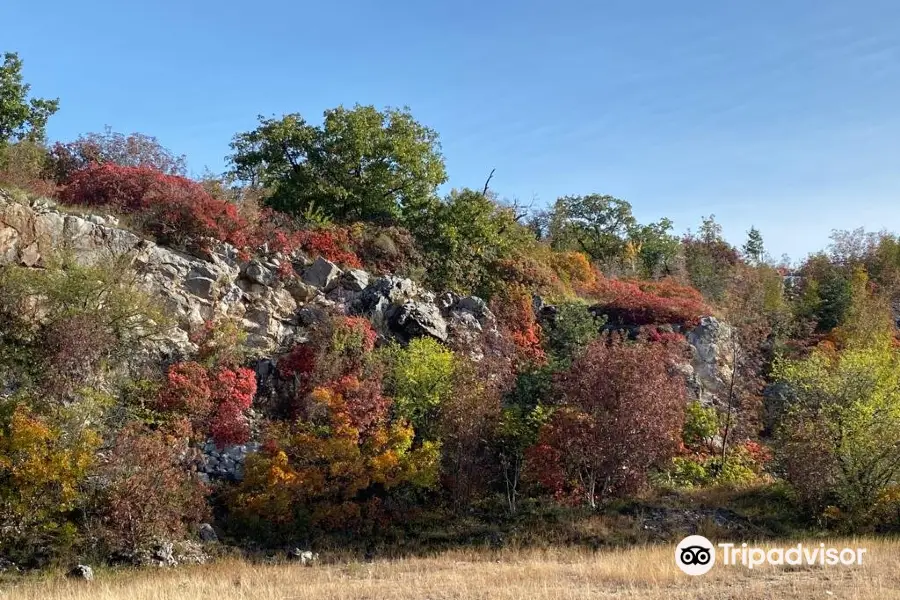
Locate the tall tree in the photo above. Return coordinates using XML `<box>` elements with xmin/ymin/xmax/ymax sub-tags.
<box><xmin>0</xmin><ymin>52</ymin><xmax>58</xmax><ymax>147</ymax></box>
<box><xmin>228</xmin><ymin>105</ymin><xmax>447</xmax><ymax>223</ymax></box>
<box><xmin>742</xmin><ymin>226</ymin><xmax>765</xmax><ymax>265</ymax></box>
<box><xmin>546</xmin><ymin>194</ymin><xmax>636</xmax><ymax>265</ymax></box>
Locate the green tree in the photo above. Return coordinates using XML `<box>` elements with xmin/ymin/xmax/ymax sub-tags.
<box><xmin>228</xmin><ymin>105</ymin><xmax>447</xmax><ymax>223</ymax></box>
<box><xmin>382</xmin><ymin>337</ymin><xmax>456</xmax><ymax>440</ymax></box>
<box><xmin>629</xmin><ymin>218</ymin><xmax>681</xmax><ymax>277</ymax></box>
<box><xmin>0</xmin><ymin>53</ymin><xmax>58</xmax><ymax>147</ymax></box>
<box><xmin>546</xmin><ymin>194</ymin><xmax>637</xmax><ymax>265</ymax></box>
<box><xmin>412</xmin><ymin>188</ymin><xmax>534</xmax><ymax>294</ymax></box>
<box><xmin>775</xmin><ymin>338</ymin><xmax>900</xmax><ymax>522</ymax></box>
<box><xmin>742</xmin><ymin>226</ymin><xmax>765</xmax><ymax>265</ymax></box>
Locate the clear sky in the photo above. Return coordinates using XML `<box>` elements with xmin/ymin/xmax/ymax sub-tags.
<box><xmin>4</xmin><ymin>0</ymin><xmax>900</xmax><ymax>262</ymax></box>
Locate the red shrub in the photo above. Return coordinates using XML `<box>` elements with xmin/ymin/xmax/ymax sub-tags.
<box><xmin>587</xmin><ymin>276</ymin><xmax>710</xmax><ymax>327</ymax></box>
<box><xmin>295</xmin><ymin>228</ymin><xmax>362</xmax><ymax>268</ymax></box>
<box><xmin>158</xmin><ymin>362</ymin><xmax>257</xmax><ymax>447</ymax></box>
<box><xmin>158</xmin><ymin>361</ymin><xmax>213</xmax><ymax>417</ymax></box>
<box><xmin>331</xmin><ymin>375</ymin><xmax>391</xmax><ymax>438</ymax></box>
<box><xmin>489</xmin><ymin>285</ymin><xmax>546</xmax><ymax>367</ymax></box>
<box><xmin>59</xmin><ymin>163</ymin><xmax>249</xmax><ymax>249</ymax></box>
<box><xmin>98</xmin><ymin>424</ymin><xmax>208</xmax><ymax>555</ymax></box>
<box><xmin>528</xmin><ymin>335</ymin><xmax>686</xmax><ymax>507</ymax></box>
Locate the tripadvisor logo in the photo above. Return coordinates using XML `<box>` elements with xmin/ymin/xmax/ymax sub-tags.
<box><xmin>675</xmin><ymin>535</ymin><xmax>716</xmax><ymax>575</ymax></box>
<box><xmin>674</xmin><ymin>536</ymin><xmax>867</xmax><ymax>575</ymax></box>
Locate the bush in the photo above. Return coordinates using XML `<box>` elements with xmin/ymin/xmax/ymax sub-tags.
<box><xmin>0</xmin><ymin>403</ymin><xmax>99</xmax><ymax>563</ymax></box>
<box><xmin>528</xmin><ymin>335</ymin><xmax>686</xmax><ymax>507</ymax></box>
<box><xmin>95</xmin><ymin>424</ymin><xmax>208</xmax><ymax>556</ymax></box>
<box><xmin>587</xmin><ymin>276</ymin><xmax>710</xmax><ymax>327</ymax></box>
<box><xmin>59</xmin><ymin>163</ymin><xmax>249</xmax><ymax>250</ymax></box>
<box><xmin>383</xmin><ymin>337</ymin><xmax>456</xmax><ymax>441</ymax></box>
<box><xmin>228</xmin><ymin>383</ymin><xmax>439</xmax><ymax>541</ymax></box>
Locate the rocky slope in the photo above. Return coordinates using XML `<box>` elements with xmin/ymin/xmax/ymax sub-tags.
<box><xmin>0</xmin><ymin>189</ymin><xmax>735</xmax><ymax>478</ymax></box>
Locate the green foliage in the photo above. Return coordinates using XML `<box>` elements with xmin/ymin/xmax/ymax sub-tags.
<box><xmin>682</xmin><ymin>401</ymin><xmax>719</xmax><ymax>449</ymax></box>
<box><xmin>546</xmin><ymin>194</ymin><xmax>637</xmax><ymax>265</ymax></box>
<box><xmin>229</xmin><ymin>105</ymin><xmax>447</xmax><ymax>223</ymax></box>
<box><xmin>383</xmin><ymin>337</ymin><xmax>456</xmax><ymax>440</ymax></box>
<box><xmin>0</xmin><ymin>254</ymin><xmax>170</xmax><ymax>402</ymax></box>
<box><xmin>0</xmin><ymin>52</ymin><xmax>59</xmax><ymax>146</ymax></box>
<box><xmin>682</xmin><ymin>215</ymin><xmax>740</xmax><ymax>302</ymax></box>
<box><xmin>742</xmin><ymin>226</ymin><xmax>765</xmax><ymax>265</ymax></box>
<box><xmin>629</xmin><ymin>218</ymin><xmax>680</xmax><ymax>278</ymax></box>
<box><xmin>774</xmin><ymin>336</ymin><xmax>900</xmax><ymax>522</ymax></box>
<box><xmin>544</xmin><ymin>301</ymin><xmax>603</xmax><ymax>364</ymax></box>
<box><xmin>408</xmin><ymin>188</ymin><xmax>544</xmax><ymax>296</ymax></box>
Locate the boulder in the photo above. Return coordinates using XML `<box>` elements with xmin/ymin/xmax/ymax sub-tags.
<box><xmin>198</xmin><ymin>523</ymin><xmax>219</xmax><ymax>543</ymax></box>
<box><xmin>392</xmin><ymin>301</ymin><xmax>448</xmax><ymax>342</ymax></box>
<box><xmin>341</xmin><ymin>268</ymin><xmax>370</xmax><ymax>292</ymax></box>
<box><xmin>302</xmin><ymin>257</ymin><xmax>343</xmax><ymax>290</ymax></box>
<box><xmin>67</xmin><ymin>565</ymin><xmax>94</xmax><ymax>581</ymax></box>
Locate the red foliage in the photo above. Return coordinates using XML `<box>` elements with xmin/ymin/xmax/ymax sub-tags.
<box><xmin>158</xmin><ymin>361</ymin><xmax>213</xmax><ymax>417</ymax></box>
<box><xmin>278</xmin><ymin>345</ymin><xmax>317</xmax><ymax>379</ymax></box>
<box><xmin>587</xmin><ymin>276</ymin><xmax>710</xmax><ymax>327</ymax></box>
<box><xmin>489</xmin><ymin>285</ymin><xmax>546</xmax><ymax>367</ymax></box>
<box><xmin>296</xmin><ymin>228</ymin><xmax>362</xmax><ymax>268</ymax></box>
<box><xmin>98</xmin><ymin>424</ymin><xmax>208</xmax><ymax>554</ymax></box>
<box><xmin>528</xmin><ymin>335</ymin><xmax>686</xmax><ymax>506</ymax></box>
<box><xmin>59</xmin><ymin>163</ymin><xmax>249</xmax><ymax>249</ymax></box>
<box><xmin>158</xmin><ymin>362</ymin><xmax>256</xmax><ymax>447</ymax></box>
<box><xmin>330</xmin><ymin>375</ymin><xmax>391</xmax><ymax>438</ymax></box>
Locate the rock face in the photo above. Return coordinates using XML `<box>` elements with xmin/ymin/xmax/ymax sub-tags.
<box><xmin>684</xmin><ymin>316</ymin><xmax>735</xmax><ymax>407</ymax></box>
<box><xmin>0</xmin><ymin>190</ymin><xmax>495</xmax><ymax>358</ymax></box>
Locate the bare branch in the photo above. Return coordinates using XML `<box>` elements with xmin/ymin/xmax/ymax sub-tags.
<box><xmin>481</xmin><ymin>168</ymin><xmax>496</xmax><ymax>196</ymax></box>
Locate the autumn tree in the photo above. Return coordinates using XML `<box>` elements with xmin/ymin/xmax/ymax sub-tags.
<box><xmin>48</xmin><ymin>127</ymin><xmax>187</xmax><ymax>182</ymax></box>
<box><xmin>229</xmin><ymin>105</ymin><xmax>447</xmax><ymax>223</ymax></box>
<box><xmin>529</xmin><ymin>336</ymin><xmax>685</xmax><ymax>507</ymax></box>
<box><xmin>0</xmin><ymin>52</ymin><xmax>58</xmax><ymax>146</ymax></box>
<box><xmin>682</xmin><ymin>215</ymin><xmax>740</xmax><ymax>301</ymax></box>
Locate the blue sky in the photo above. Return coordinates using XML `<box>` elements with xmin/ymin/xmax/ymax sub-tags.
<box><xmin>4</xmin><ymin>0</ymin><xmax>900</xmax><ymax>261</ymax></box>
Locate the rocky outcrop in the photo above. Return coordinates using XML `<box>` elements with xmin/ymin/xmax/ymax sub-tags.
<box><xmin>684</xmin><ymin>316</ymin><xmax>735</xmax><ymax>407</ymax></box>
<box><xmin>0</xmin><ymin>190</ymin><xmax>496</xmax><ymax>358</ymax></box>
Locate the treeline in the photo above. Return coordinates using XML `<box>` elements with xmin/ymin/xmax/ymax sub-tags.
<box><xmin>2</xmin><ymin>51</ymin><xmax>900</xmax><ymax>567</ymax></box>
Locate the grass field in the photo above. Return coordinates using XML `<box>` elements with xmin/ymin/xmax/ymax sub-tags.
<box><xmin>2</xmin><ymin>538</ymin><xmax>899</xmax><ymax>600</ymax></box>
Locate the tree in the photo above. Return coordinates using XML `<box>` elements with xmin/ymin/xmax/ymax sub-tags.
<box><xmin>742</xmin><ymin>226</ymin><xmax>765</xmax><ymax>265</ymax></box>
<box><xmin>48</xmin><ymin>127</ymin><xmax>187</xmax><ymax>182</ymax></box>
<box><xmin>629</xmin><ymin>218</ymin><xmax>681</xmax><ymax>277</ymax></box>
<box><xmin>0</xmin><ymin>52</ymin><xmax>58</xmax><ymax>146</ymax></box>
<box><xmin>775</xmin><ymin>334</ymin><xmax>900</xmax><ymax>523</ymax></box>
<box><xmin>683</xmin><ymin>215</ymin><xmax>740</xmax><ymax>301</ymax></box>
<box><xmin>529</xmin><ymin>336</ymin><xmax>685</xmax><ymax>507</ymax></box>
<box><xmin>229</xmin><ymin>105</ymin><xmax>447</xmax><ymax>223</ymax></box>
<box><xmin>546</xmin><ymin>194</ymin><xmax>637</xmax><ymax>265</ymax></box>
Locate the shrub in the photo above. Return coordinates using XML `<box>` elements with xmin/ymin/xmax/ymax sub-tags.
<box><xmin>587</xmin><ymin>276</ymin><xmax>710</xmax><ymax>327</ymax></box>
<box><xmin>96</xmin><ymin>424</ymin><xmax>208</xmax><ymax>556</ymax></box>
<box><xmin>383</xmin><ymin>337</ymin><xmax>456</xmax><ymax>440</ymax></box>
<box><xmin>47</xmin><ymin>128</ymin><xmax>187</xmax><ymax>183</ymax></box>
<box><xmin>59</xmin><ymin>163</ymin><xmax>249</xmax><ymax>250</ymax></box>
<box><xmin>489</xmin><ymin>284</ymin><xmax>546</xmax><ymax>367</ymax></box>
<box><xmin>682</xmin><ymin>401</ymin><xmax>719</xmax><ymax>450</ymax></box>
<box><xmin>0</xmin><ymin>140</ymin><xmax>56</xmax><ymax>197</ymax></box>
<box><xmin>528</xmin><ymin>335</ymin><xmax>686</xmax><ymax>507</ymax></box>
<box><xmin>158</xmin><ymin>362</ymin><xmax>256</xmax><ymax>447</ymax></box>
<box><xmin>0</xmin><ymin>403</ymin><xmax>99</xmax><ymax>562</ymax></box>
<box><xmin>544</xmin><ymin>300</ymin><xmax>603</xmax><ymax>363</ymax></box>
<box><xmin>228</xmin><ymin>384</ymin><xmax>439</xmax><ymax>541</ymax></box>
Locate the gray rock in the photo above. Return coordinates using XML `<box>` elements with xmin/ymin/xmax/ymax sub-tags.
<box><xmin>288</xmin><ymin>549</ymin><xmax>319</xmax><ymax>566</ymax></box>
<box><xmin>198</xmin><ymin>523</ymin><xmax>218</xmax><ymax>543</ymax></box>
<box><xmin>341</xmin><ymin>269</ymin><xmax>370</xmax><ymax>292</ymax></box>
<box><xmin>392</xmin><ymin>301</ymin><xmax>448</xmax><ymax>342</ymax></box>
<box><xmin>302</xmin><ymin>257</ymin><xmax>343</xmax><ymax>290</ymax></box>
<box><xmin>184</xmin><ymin>276</ymin><xmax>216</xmax><ymax>300</ymax></box>
<box><xmin>455</xmin><ymin>296</ymin><xmax>488</xmax><ymax>318</ymax></box>
<box><xmin>67</xmin><ymin>565</ymin><xmax>94</xmax><ymax>581</ymax></box>
<box><xmin>243</xmin><ymin>260</ymin><xmax>276</xmax><ymax>286</ymax></box>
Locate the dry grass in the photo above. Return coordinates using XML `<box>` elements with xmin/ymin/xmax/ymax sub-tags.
<box><xmin>2</xmin><ymin>539</ymin><xmax>899</xmax><ymax>599</ymax></box>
